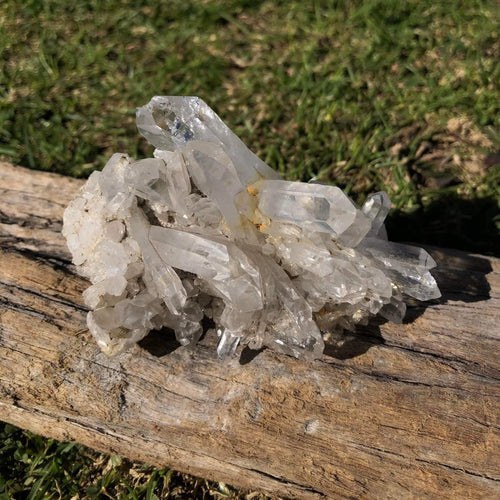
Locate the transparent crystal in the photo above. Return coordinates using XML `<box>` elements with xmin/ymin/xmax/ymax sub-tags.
<box><xmin>362</xmin><ymin>191</ymin><xmax>391</xmax><ymax>238</ymax></box>
<box><xmin>217</xmin><ymin>329</ymin><xmax>241</xmax><ymax>359</ymax></box>
<box><xmin>254</xmin><ymin>179</ymin><xmax>369</xmax><ymax>239</ymax></box>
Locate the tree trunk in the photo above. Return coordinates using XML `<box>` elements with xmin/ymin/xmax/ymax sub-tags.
<box><xmin>0</xmin><ymin>161</ymin><xmax>498</xmax><ymax>499</ymax></box>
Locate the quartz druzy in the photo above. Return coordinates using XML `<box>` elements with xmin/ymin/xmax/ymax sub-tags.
<box><xmin>63</xmin><ymin>96</ymin><xmax>441</xmax><ymax>359</ymax></box>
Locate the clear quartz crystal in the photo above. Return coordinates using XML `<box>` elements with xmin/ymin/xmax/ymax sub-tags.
<box><xmin>217</xmin><ymin>329</ymin><xmax>241</xmax><ymax>359</ymax></box>
<box><xmin>255</xmin><ymin>179</ymin><xmax>362</xmax><ymax>237</ymax></box>
<box><xmin>62</xmin><ymin>96</ymin><xmax>441</xmax><ymax>358</ymax></box>
<box><xmin>362</xmin><ymin>191</ymin><xmax>391</xmax><ymax>238</ymax></box>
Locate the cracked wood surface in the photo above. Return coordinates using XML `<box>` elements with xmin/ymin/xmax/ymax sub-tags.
<box><xmin>0</xmin><ymin>161</ymin><xmax>499</xmax><ymax>499</ymax></box>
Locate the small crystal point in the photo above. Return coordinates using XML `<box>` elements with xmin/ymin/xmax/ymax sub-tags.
<box><xmin>217</xmin><ymin>329</ymin><xmax>241</xmax><ymax>359</ymax></box>
<box><xmin>362</xmin><ymin>191</ymin><xmax>391</xmax><ymax>237</ymax></box>
<box><xmin>63</xmin><ymin>96</ymin><xmax>441</xmax><ymax>360</ymax></box>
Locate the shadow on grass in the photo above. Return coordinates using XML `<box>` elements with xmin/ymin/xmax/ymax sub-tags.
<box><xmin>386</xmin><ymin>194</ymin><xmax>499</xmax><ymax>258</ymax></box>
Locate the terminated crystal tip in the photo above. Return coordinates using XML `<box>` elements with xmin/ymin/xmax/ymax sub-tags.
<box><xmin>63</xmin><ymin>96</ymin><xmax>440</xmax><ymax>359</ymax></box>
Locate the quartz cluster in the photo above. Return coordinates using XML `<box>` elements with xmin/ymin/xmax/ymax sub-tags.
<box><xmin>63</xmin><ymin>96</ymin><xmax>440</xmax><ymax>360</ymax></box>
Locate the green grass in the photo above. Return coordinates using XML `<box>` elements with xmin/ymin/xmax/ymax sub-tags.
<box><xmin>0</xmin><ymin>423</ymin><xmax>255</xmax><ymax>499</ymax></box>
<box><xmin>0</xmin><ymin>0</ymin><xmax>499</xmax><ymax>497</ymax></box>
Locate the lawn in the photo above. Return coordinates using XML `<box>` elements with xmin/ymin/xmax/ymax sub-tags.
<box><xmin>0</xmin><ymin>0</ymin><xmax>499</xmax><ymax>498</ymax></box>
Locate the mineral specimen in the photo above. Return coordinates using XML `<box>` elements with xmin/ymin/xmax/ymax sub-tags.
<box><xmin>63</xmin><ymin>96</ymin><xmax>441</xmax><ymax>360</ymax></box>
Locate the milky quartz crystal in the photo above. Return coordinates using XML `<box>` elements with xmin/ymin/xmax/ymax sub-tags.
<box><xmin>62</xmin><ymin>96</ymin><xmax>441</xmax><ymax>359</ymax></box>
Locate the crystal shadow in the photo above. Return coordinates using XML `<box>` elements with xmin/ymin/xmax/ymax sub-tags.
<box><xmin>138</xmin><ymin>328</ymin><xmax>181</xmax><ymax>358</ymax></box>
<box><xmin>323</xmin><ymin>324</ymin><xmax>386</xmax><ymax>361</ymax></box>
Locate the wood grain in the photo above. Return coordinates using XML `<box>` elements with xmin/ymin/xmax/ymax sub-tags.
<box><xmin>0</xmin><ymin>161</ymin><xmax>499</xmax><ymax>499</ymax></box>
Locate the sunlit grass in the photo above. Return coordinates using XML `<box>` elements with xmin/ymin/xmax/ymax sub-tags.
<box><xmin>0</xmin><ymin>423</ymin><xmax>259</xmax><ymax>499</ymax></box>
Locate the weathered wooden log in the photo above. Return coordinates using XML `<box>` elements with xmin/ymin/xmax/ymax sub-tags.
<box><xmin>0</xmin><ymin>161</ymin><xmax>498</xmax><ymax>499</ymax></box>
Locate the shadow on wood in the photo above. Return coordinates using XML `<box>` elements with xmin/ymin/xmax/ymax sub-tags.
<box><xmin>138</xmin><ymin>328</ymin><xmax>182</xmax><ymax>358</ymax></box>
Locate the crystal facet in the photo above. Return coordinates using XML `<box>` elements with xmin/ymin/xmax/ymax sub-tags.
<box><xmin>63</xmin><ymin>96</ymin><xmax>441</xmax><ymax>358</ymax></box>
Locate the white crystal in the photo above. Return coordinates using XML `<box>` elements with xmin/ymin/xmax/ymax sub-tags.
<box><xmin>62</xmin><ymin>96</ymin><xmax>441</xmax><ymax>359</ymax></box>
